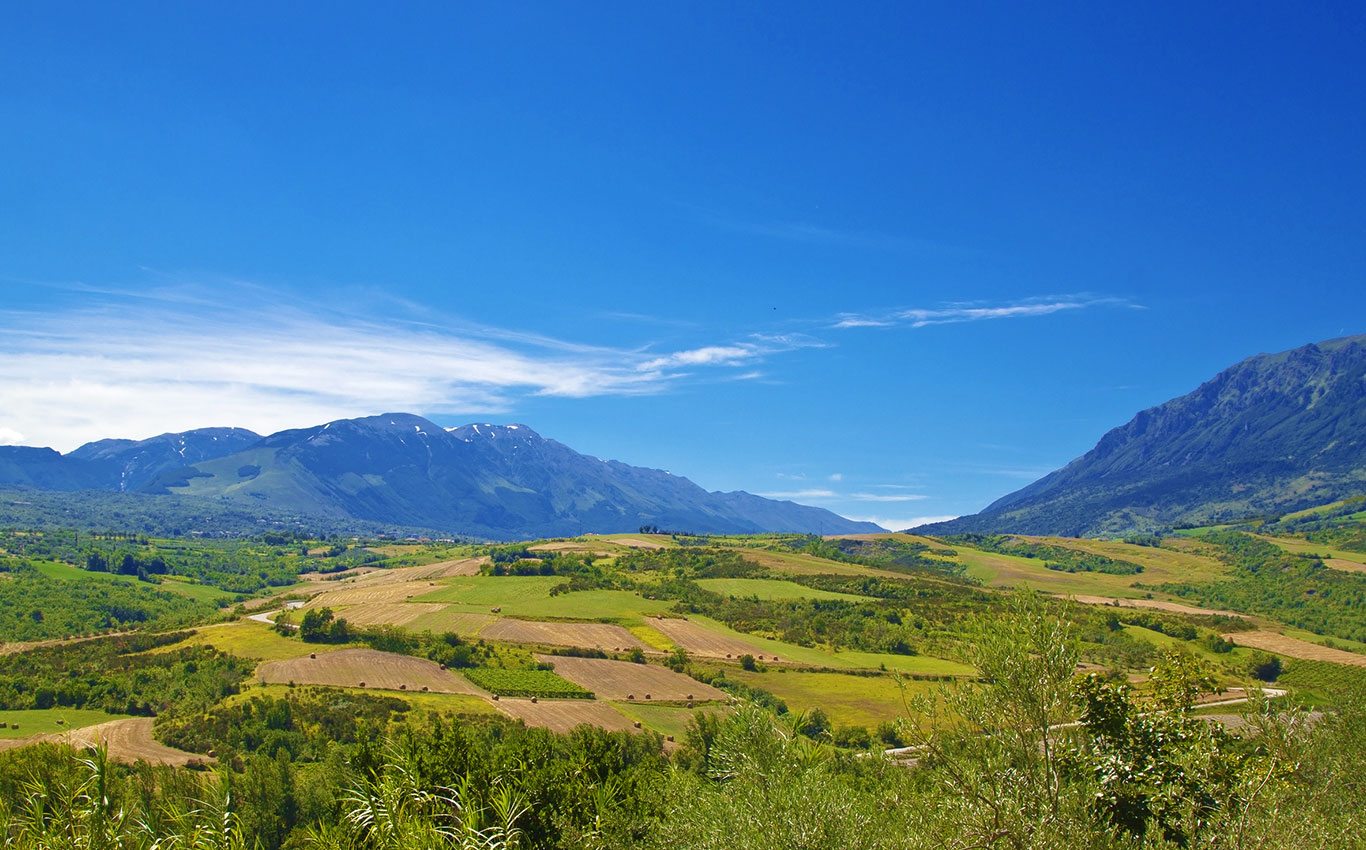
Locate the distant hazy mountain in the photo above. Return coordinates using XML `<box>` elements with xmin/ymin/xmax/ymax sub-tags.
<box><xmin>0</xmin><ymin>414</ymin><xmax>879</xmax><ymax>538</ymax></box>
<box><xmin>920</xmin><ymin>335</ymin><xmax>1366</xmax><ymax>536</ymax></box>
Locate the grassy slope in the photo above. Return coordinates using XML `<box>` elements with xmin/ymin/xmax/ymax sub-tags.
<box><xmin>683</xmin><ymin>615</ymin><xmax>973</xmax><ymax>676</ymax></box>
<box><xmin>725</xmin><ymin>668</ymin><xmax>940</xmax><ymax>729</ymax></box>
<box><xmin>949</xmin><ymin>536</ymin><xmax>1229</xmax><ymax>598</ymax></box>
<box><xmin>695</xmin><ymin>578</ymin><xmax>873</xmax><ymax>602</ymax></box>
<box><xmin>0</xmin><ymin>708</ymin><xmax>131</xmax><ymax>738</ymax></box>
<box><xmin>31</xmin><ymin>560</ymin><xmax>235</xmax><ymax>604</ymax></box>
<box><xmin>153</xmin><ymin>620</ymin><xmax>342</xmax><ymax>662</ymax></box>
<box><xmin>413</xmin><ymin>575</ymin><xmax>672</xmax><ymax>623</ymax></box>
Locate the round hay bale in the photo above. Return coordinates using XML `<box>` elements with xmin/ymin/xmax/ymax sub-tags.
<box><xmin>687</xmin><ymin>702</ymin><xmax>694</xmax><ymax>708</ymax></box>
<box><xmin>666</xmin><ymin>735</ymin><xmax>674</xmax><ymax>742</ymax></box>
<box><xmin>687</xmin><ymin>694</ymin><xmax>693</xmax><ymax>700</ymax></box>
<box><xmin>492</xmin><ymin>694</ymin><xmax>500</xmax><ymax>701</ymax></box>
<box><xmin>399</xmin><ymin>684</ymin><xmax>407</xmax><ymax>690</ymax></box>
<box><xmin>633</xmin><ymin>721</ymin><xmax>642</xmax><ymax>728</ymax></box>
<box><xmin>530</xmin><ymin>696</ymin><xmax>538</xmax><ymax>704</ymax></box>
<box><xmin>421</xmin><ymin>686</ymin><xmax>429</xmax><ymax>692</ymax></box>
<box><xmin>773</xmin><ymin>656</ymin><xmax>779</xmax><ymax>662</ymax></box>
<box><xmin>725</xmin><ymin>653</ymin><xmax>732</xmax><ymax>658</ymax></box>
<box><xmin>644</xmin><ymin>693</ymin><xmax>651</xmax><ymax>700</ymax></box>
<box><xmin>358</xmin><ymin>681</ymin><xmax>366</xmax><ymax>687</ymax></box>
<box><xmin>309</xmin><ymin>653</ymin><xmax>316</xmax><ymax>659</ymax></box>
<box><xmin>439</xmin><ymin>664</ymin><xmax>448</xmax><ymax>670</ymax></box>
<box><xmin>55</xmin><ymin>718</ymin><xmax>65</xmax><ymax>725</ymax></box>
<box><xmin>627</xmin><ymin>693</ymin><xmax>635</xmax><ymax>700</ymax></box>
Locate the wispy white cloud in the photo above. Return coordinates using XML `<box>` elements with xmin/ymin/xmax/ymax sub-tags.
<box><xmin>756</xmin><ymin>489</ymin><xmax>840</xmax><ymax>500</ymax></box>
<box><xmin>846</xmin><ymin>514</ymin><xmax>958</xmax><ymax>531</ymax></box>
<box><xmin>0</xmin><ymin>284</ymin><xmax>812</xmax><ymax>451</ymax></box>
<box><xmin>834</xmin><ymin>295</ymin><xmax>1138</xmax><ymax>330</ymax></box>
<box><xmin>755</xmin><ymin>488</ymin><xmax>928</xmax><ymax>504</ymax></box>
<box><xmin>828</xmin><ymin>472</ymin><xmax>843</xmax><ymax>482</ymax></box>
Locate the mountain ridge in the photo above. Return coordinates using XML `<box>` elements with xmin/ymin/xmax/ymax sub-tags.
<box><xmin>918</xmin><ymin>335</ymin><xmax>1366</xmax><ymax>536</ymax></box>
<box><xmin>0</xmin><ymin>414</ymin><xmax>880</xmax><ymax>538</ymax></box>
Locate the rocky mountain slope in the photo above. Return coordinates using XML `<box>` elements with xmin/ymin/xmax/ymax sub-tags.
<box><xmin>0</xmin><ymin>415</ymin><xmax>879</xmax><ymax>538</ymax></box>
<box><xmin>920</xmin><ymin>335</ymin><xmax>1366</xmax><ymax>536</ymax></box>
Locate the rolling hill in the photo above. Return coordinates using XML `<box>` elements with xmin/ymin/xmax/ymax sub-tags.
<box><xmin>921</xmin><ymin>335</ymin><xmax>1366</xmax><ymax>536</ymax></box>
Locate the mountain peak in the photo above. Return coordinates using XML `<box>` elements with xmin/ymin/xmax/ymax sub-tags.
<box><xmin>921</xmin><ymin>334</ymin><xmax>1366</xmax><ymax>535</ymax></box>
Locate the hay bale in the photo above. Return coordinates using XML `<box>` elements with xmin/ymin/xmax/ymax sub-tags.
<box><xmin>492</xmin><ymin>694</ymin><xmax>500</xmax><ymax>701</ymax></box>
<box><xmin>309</xmin><ymin>653</ymin><xmax>316</xmax><ymax>659</ymax></box>
<box><xmin>530</xmin><ymin>696</ymin><xmax>538</xmax><ymax>704</ymax></box>
<box><xmin>644</xmin><ymin>693</ymin><xmax>651</xmax><ymax>700</ymax></box>
<box><xmin>633</xmin><ymin>721</ymin><xmax>642</xmax><ymax>728</ymax></box>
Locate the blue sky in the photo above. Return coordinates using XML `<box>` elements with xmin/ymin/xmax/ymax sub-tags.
<box><xmin>2</xmin><ymin>3</ymin><xmax>1363</xmax><ymax>528</ymax></box>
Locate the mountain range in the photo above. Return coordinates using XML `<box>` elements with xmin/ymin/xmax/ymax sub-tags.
<box><xmin>0</xmin><ymin>414</ymin><xmax>879</xmax><ymax>539</ymax></box>
<box><xmin>920</xmin><ymin>335</ymin><xmax>1366</xmax><ymax>536</ymax></box>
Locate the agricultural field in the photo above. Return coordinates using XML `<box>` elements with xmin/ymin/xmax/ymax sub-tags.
<box><xmin>696</xmin><ymin>577</ymin><xmax>872</xmax><ymax>602</ymax></box>
<box><xmin>1223</xmin><ymin>630</ymin><xmax>1366</xmax><ymax>667</ymax></box>
<box><xmin>258</xmin><ymin>648</ymin><xmax>491</xmax><ymax>694</ymax></box>
<box><xmin>462</xmin><ymin>667</ymin><xmax>594</xmax><ymax>699</ymax></box>
<box><xmin>650</xmin><ymin>615</ymin><xmax>974</xmax><ymax>676</ymax></box>
<box><xmin>537</xmin><ymin>655</ymin><xmax>727</xmax><ymax>702</ymax></box>
<box><xmin>0</xmin><ymin>707</ymin><xmax>128</xmax><ymax>739</ymax></box>
<box><xmin>481</xmin><ymin>618</ymin><xmax>649</xmax><ymax>651</ymax></box>
<box><xmin>493</xmin><ymin>697</ymin><xmax>639</xmax><ymax>733</ymax></box>
<box><xmin>724</xmin><ymin>668</ymin><xmax>940</xmax><ymax>730</ymax></box>
<box><xmin>613</xmin><ymin>702</ymin><xmax>728</xmax><ymax>740</ymax></box>
<box><xmin>952</xmin><ymin>535</ymin><xmax>1229</xmax><ymax>598</ymax></box>
<box><xmin>1278</xmin><ymin>658</ymin><xmax>1366</xmax><ymax>702</ymax></box>
<box><xmin>1255</xmin><ymin>534</ymin><xmax>1366</xmax><ymax>572</ymax></box>
<box><xmin>412</xmin><ymin>575</ymin><xmax>672</xmax><ymax>622</ymax></box>
<box><xmin>156</xmin><ymin>620</ymin><xmax>341</xmax><ymax>662</ymax></box>
<box><xmin>0</xmin><ymin>716</ymin><xmax>210</xmax><ymax>766</ymax></box>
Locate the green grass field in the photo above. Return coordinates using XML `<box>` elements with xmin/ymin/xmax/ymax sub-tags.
<box><xmin>0</xmin><ymin>708</ymin><xmax>128</xmax><ymax>738</ymax></box>
<box><xmin>412</xmin><ymin>575</ymin><xmax>671</xmax><ymax>623</ymax></box>
<box><xmin>1118</xmin><ymin>625</ymin><xmax>1258</xmax><ymax>674</ymax></box>
<box><xmin>685</xmin><ymin>615</ymin><xmax>974</xmax><ymax>676</ymax></box>
<box><xmin>949</xmin><ymin>536</ymin><xmax>1228</xmax><ymax>598</ymax></box>
<box><xmin>695</xmin><ymin>578</ymin><xmax>872</xmax><ymax>602</ymax></box>
<box><xmin>612</xmin><ymin>702</ymin><xmax>727</xmax><ymax>740</ymax></box>
<box><xmin>1255</xmin><ymin>534</ymin><xmax>1366</xmax><ymax>567</ymax></box>
<box><xmin>31</xmin><ymin>560</ymin><xmax>236</xmax><ymax>603</ymax></box>
<box><xmin>724</xmin><ymin>669</ymin><xmax>938</xmax><ymax>729</ymax></box>
<box><xmin>154</xmin><ymin>620</ymin><xmax>341</xmax><ymax>662</ymax></box>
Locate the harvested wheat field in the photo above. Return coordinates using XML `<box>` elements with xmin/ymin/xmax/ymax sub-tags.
<box><xmin>304</xmin><ymin>580</ymin><xmax>441</xmax><ymax>607</ymax></box>
<box><xmin>52</xmin><ymin>718</ymin><xmax>209</xmax><ymax>766</ymax></box>
<box><xmin>482</xmin><ymin>619</ymin><xmax>649</xmax><ymax>651</ymax></box>
<box><xmin>537</xmin><ymin>655</ymin><xmax>727</xmax><ymax>701</ymax></box>
<box><xmin>328</xmin><ymin>602</ymin><xmax>446</xmax><ymax>628</ymax></box>
<box><xmin>648</xmin><ymin>616</ymin><xmax>768</xmax><ymax>659</ymax></box>
<box><xmin>495</xmin><ymin>698</ymin><xmax>639</xmax><ymax>733</ymax></box>
<box><xmin>1224</xmin><ymin>631</ymin><xmax>1366</xmax><ymax>667</ymax></box>
<box><xmin>1069</xmin><ymin>595</ymin><xmax>1240</xmax><ymax>618</ymax></box>
<box><xmin>258</xmin><ymin>648</ymin><xmax>491</xmax><ymax>693</ymax></box>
